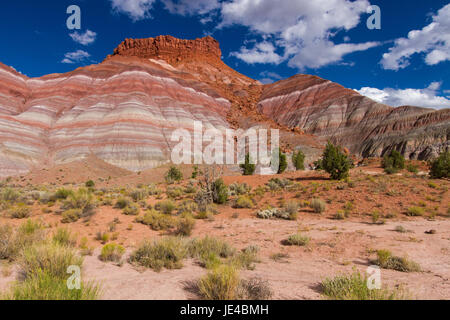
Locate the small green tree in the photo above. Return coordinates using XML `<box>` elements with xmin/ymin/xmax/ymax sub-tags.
<box><xmin>165</xmin><ymin>166</ymin><xmax>183</xmax><ymax>184</ymax></box>
<box><xmin>382</xmin><ymin>150</ymin><xmax>405</xmax><ymax>174</ymax></box>
<box><xmin>278</xmin><ymin>149</ymin><xmax>288</xmax><ymax>174</ymax></box>
<box><xmin>85</xmin><ymin>180</ymin><xmax>95</xmax><ymax>188</ymax></box>
<box><xmin>322</xmin><ymin>142</ymin><xmax>351</xmax><ymax>180</ymax></box>
<box><xmin>191</xmin><ymin>165</ymin><xmax>199</xmax><ymax>179</ymax></box>
<box><xmin>292</xmin><ymin>149</ymin><xmax>305</xmax><ymax>171</ymax></box>
<box><xmin>429</xmin><ymin>151</ymin><xmax>450</xmax><ymax>179</ymax></box>
<box><xmin>212</xmin><ymin>178</ymin><xmax>229</xmax><ymax>204</ymax></box>
<box><xmin>240</xmin><ymin>153</ymin><xmax>256</xmax><ymax>176</ymax></box>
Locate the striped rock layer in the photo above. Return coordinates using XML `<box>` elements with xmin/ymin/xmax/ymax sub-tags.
<box><xmin>0</xmin><ymin>35</ymin><xmax>449</xmax><ymax>177</ymax></box>
<box><xmin>258</xmin><ymin>74</ymin><xmax>450</xmax><ymax>159</ymax></box>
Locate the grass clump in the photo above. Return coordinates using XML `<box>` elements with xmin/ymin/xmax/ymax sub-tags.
<box><xmin>406</xmin><ymin>206</ymin><xmax>425</xmax><ymax>217</ymax></box>
<box><xmin>174</xmin><ymin>216</ymin><xmax>196</xmax><ymax>237</ymax></box>
<box><xmin>198</xmin><ymin>264</ymin><xmax>240</xmax><ymax>300</ymax></box>
<box><xmin>129</xmin><ymin>237</ymin><xmax>187</xmax><ymax>272</ymax></box>
<box><xmin>100</xmin><ymin>243</ymin><xmax>125</xmax><ymax>263</ymax></box>
<box><xmin>310</xmin><ymin>198</ymin><xmax>326</xmax><ymax>213</ymax></box>
<box><xmin>62</xmin><ymin>188</ymin><xmax>96</xmax><ymax>218</ymax></box>
<box><xmin>234</xmin><ymin>196</ymin><xmax>253</xmax><ymax>209</ymax></box>
<box><xmin>155</xmin><ymin>200</ymin><xmax>176</xmax><ymax>215</ymax></box>
<box><xmin>136</xmin><ymin>210</ymin><xmax>176</xmax><ymax>231</ymax></box>
<box><xmin>61</xmin><ymin>209</ymin><xmax>82</xmax><ymax>223</ymax></box>
<box><xmin>114</xmin><ymin>197</ymin><xmax>131</xmax><ymax>209</ymax></box>
<box><xmin>321</xmin><ymin>271</ymin><xmax>405</xmax><ymax>300</ymax></box>
<box><xmin>374</xmin><ymin>250</ymin><xmax>421</xmax><ymax>272</ymax></box>
<box><xmin>283</xmin><ymin>233</ymin><xmax>310</xmax><ymax>246</ymax></box>
<box><xmin>122</xmin><ymin>203</ymin><xmax>140</xmax><ymax>216</ymax></box>
<box><xmin>52</xmin><ymin>228</ymin><xmax>76</xmax><ymax>247</ymax></box>
<box><xmin>7</xmin><ymin>203</ymin><xmax>31</xmax><ymax>219</ymax></box>
<box><xmin>129</xmin><ymin>188</ymin><xmax>148</xmax><ymax>202</ymax></box>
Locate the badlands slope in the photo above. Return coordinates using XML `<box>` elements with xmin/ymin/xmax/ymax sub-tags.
<box><xmin>0</xmin><ymin>35</ymin><xmax>448</xmax><ymax>178</ymax></box>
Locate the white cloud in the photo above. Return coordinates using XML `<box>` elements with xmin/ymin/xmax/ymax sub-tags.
<box><xmin>381</xmin><ymin>4</ymin><xmax>450</xmax><ymax>70</ymax></box>
<box><xmin>220</xmin><ymin>0</ymin><xmax>378</xmax><ymax>69</ymax></box>
<box><xmin>61</xmin><ymin>50</ymin><xmax>90</xmax><ymax>64</ymax></box>
<box><xmin>231</xmin><ymin>41</ymin><xmax>282</xmax><ymax>64</ymax></box>
<box><xmin>259</xmin><ymin>71</ymin><xmax>283</xmax><ymax>84</ymax></box>
<box><xmin>161</xmin><ymin>0</ymin><xmax>220</xmax><ymax>16</ymax></box>
<box><xmin>356</xmin><ymin>82</ymin><xmax>450</xmax><ymax>109</ymax></box>
<box><xmin>110</xmin><ymin>0</ymin><xmax>156</xmax><ymax>21</ymax></box>
<box><xmin>69</xmin><ymin>30</ymin><xmax>97</xmax><ymax>45</ymax></box>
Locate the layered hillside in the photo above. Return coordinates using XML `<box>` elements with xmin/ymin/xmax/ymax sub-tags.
<box><xmin>0</xmin><ymin>35</ymin><xmax>448</xmax><ymax>177</ymax></box>
<box><xmin>258</xmin><ymin>75</ymin><xmax>450</xmax><ymax>159</ymax></box>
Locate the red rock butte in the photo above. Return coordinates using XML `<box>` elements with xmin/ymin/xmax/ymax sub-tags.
<box><xmin>0</xmin><ymin>35</ymin><xmax>448</xmax><ymax>177</ymax></box>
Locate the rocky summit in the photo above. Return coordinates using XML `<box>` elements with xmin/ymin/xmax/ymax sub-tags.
<box><xmin>0</xmin><ymin>35</ymin><xmax>448</xmax><ymax>177</ymax></box>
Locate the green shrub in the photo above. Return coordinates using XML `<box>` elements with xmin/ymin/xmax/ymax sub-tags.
<box><xmin>8</xmin><ymin>203</ymin><xmax>31</xmax><ymax>219</ymax></box>
<box><xmin>61</xmin><ymin>209</ymin><xmax>82</xmax><ymax>223</ymax></box>
<box><xmin>212</xmin><ymin>178</ymin><xmax>229</xmax><ymax>204</ymax></box>
<box><xmin>240</xmin><ymin>153</ymin><xmax>256</xmax><ymax>176</ymax></box>
<box><xmin>292</xmin><ymin>149</ymin><xmax>305</xmax><ymax>171</ymax></box>
<box><xmin>191</xmin><ymin>165</ymin><xmax>199</xmax><ymax>179</ymax></box>
<box><xmin>174</xmin><ymin>216</ymin><xmax>196</xmax><ymax>237</ymax></box>
<box><xmin>100</xmin><ymin>243</ymin><xmax>125</xmax><ymax>263</ymax></box>
<box><xmin>19</xmin><ymin>242</ymin><xmax>83</xmax><ymax>279</ymax></box>
<box><xmin>188</xmin><ymin>237</ymin><xmax>236</xmax><ymax>261</ymax></box>
<box><xmin>374</xmin><ymin>250</ymin><xmax>421</xmax><ymax>272</ymax></box>
<box><xmin>62</xmin><ymin>188</ymin><xmax>96</xmax><ymax>217</ymax></box>
<box><xmin>322</xmin><ymin>142</ymin><xmax>352</xmax><ymax>180</ymax></box>
<box><xmin>310</xmin><ymin>198</ymin><xmax>326</xmax><ymax>213</ymax></box>
<box><xmin>429</xmin><ymin>151</ymin><xmax>450</xmax><ymax>179</ymax></box>
<box><xmin>234</xmin><ymin>196</ymin><xmax>253</xmax><ymax>209</ymax></box>
<box><xmin>122</xmin><ymin>204</ymin><xmax>140</xmax><ymax>216</ymax></box>
<box><xmin>129</xmin><ymin>188</ymin><xmax>147</xmax><ymax>202</ymax></box>
<box><xmin>136</xmin><ymin>210</ymin><xmax>176</xmax><ymax>231</ymax></box>
<box><xmin>0</xmin><ymin>225</ymin><xmax>16</xmax><ymax>260</ymax></box>
<box><xmin>52</xmin><ymin>228</ymin><xmax>76</xmax><ymax>247</ymax></box>
<box><xmin>54</xmin><ymin>188</ymin><xmax>73</xmax><ymax>200</ymax></box>
<box><xmin>0</xmin><ymin>188</ymin><xmax>20</xmax><ymax>203</ymax></box>
<box><xmin>230</xmin><ymin>246</ymin><xmax>260</xmax><ymax>270</ymax></box>
<box><xmin>155</xmin><ymin>200</ymin><xmax>176</xmax><ymax>215</ymax></box>
<box><xmin>272</xmin><ymin>148</ymin><xmax>288</xmax><ymax>174</ymax></box>
<box><xmin>129</xmin><ymin>237</ymin><xmax>187</xmax><ymax>272</ymax></box>
<box><xmin>0</xmin><ymin>221</ymin><xmax>46</xmax><ymax>261</ymax></box>
<box><xmin>198</xmin><ymin>264</ymin><xmax>240</xmax><ymax>300</ymax></box>
<box><xmin>321</xmin><ymin>271</ymin><xmax>405</xmax><ymax>300</ymax></box>
<box><xmin>166</xmin><ymin>186</ymin><xmax>184</xmax><ymax>199</ymax></box>
<box><xmin>114</xmin><ymin>197</ymin><xmax>131</xmax><ymax>209</ymax></box>
<box><xmin>165</xmin><ymin>166</ymin><xmax>183</xmax><ymax>184</ymax></box>
<box><xmin>282</xmin><ymin>200</ymin><xmax>299</xmax><ymax>220</ymax></box>
<box><xmin>406</xmin><ymin>163</ymin><xmax>419</xmax><ymax>174</ymax></box>
<box><xmin>382</xmin><ymin>150</ymin><xmax>405</xmax><ymax>174</ymax></box>
<box><xmin>283</xmin><ymin>233</ymin><xmax>310</xmax><ymax>246</ymax></box>
<box><xmin>85</xmin><ymin>180</ymin><xmax>95</xmax><ymax>188</ymax></box>
<box><xmin>228</xmin><ymin>183</ymin><xmax>251</xmax><ymax>196</ymax></box>
<box><xmin>4</xmin><ymin>269</ymin><xmax>101</xmax><ymax>300</ymax></box>
<box><xmin>406</xmin><ymin>206</ymin><xmax>425</xmax><ymax>217</ymax></box>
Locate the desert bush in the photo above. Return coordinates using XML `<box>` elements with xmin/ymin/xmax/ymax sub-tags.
<box><xmin>292</xmin><ymin>149</ymin><xmax>305</xmax><ymax>171</ymax></box>
<box><xmin>184</xmin><ymin>180</ymin><xmax>197</xmax><ymax>194</ymax></box>
<box><xmin>394</xmin><ymin>225</ymin><xmax>407</xmax><ymax>233</ymax></box>
<box><xmin>240</xmin><ymin>153</ymin><xmax>256</xmax><ymax>176</ymax></box>
<box><xmin>334</xmin><ymin>211</ymin><xmax>346</xmax><ymax>220</ymax></box>
<box><xmin>212</xmin><ymin>178</ymin><xmax>229</xmax><ymax>204</ymax></box>
<box><xmin>19</xmin><ymin>242</ymin><xmax>83</xmax><ymax>279</ymax></box>
<box><xmin>7</xmin><ymin>203</ymin><xmax>31</xmax><ymax>219</ymax></box>
<box><xmin>62</xmin><ymin>188</ymin><xmax>96</xmax><ymax>217</ymax></box>
<box><xmin>429</xmin><ymin>151</ymin><xmax>450</xmax><ymax>179</ymax></box>
<box><xmin>4</xmin><ymin>269</ymin><xmax>101</xmax><ymax>300</ymax></box>
<box><xmin>122</xmin><ymin>203</ymin><xmax>140</xmax><ymax>216</ymax></box>
<box><xmin>177</xmin><ymin>200</ymin><xmax>198</xmax><ymax>215</ymax></box>
<box><xmin>52</xmin><ymin>228</ymin><xmax>76</xmax><ymax>247</ymax></box>
<box><xmin>230</xmin><ymin>246</ymin><xmax>260</xmax><ymax>270</ymax></box>
<box><xmin>0</xmin><ymin>188</ymin><xmax>20</xmax><ymax>203</ymax></box>
<box><xmin>239</xmin><ymin>277</ymin><xmax>273</xmax><ymax>300</ymax></box>
<box><xmin>191</xmin><ymin>165</ymin><xmax>199</xmax><ymax>179</ymax></box>
<box><xmin>321</xmin><ymin>271</ymin><xmax>405</xmax><ymax>300</ymax></box>
<box><xmin>54</xmin><ymin>188</ymin><xmax>73</xmax><ymax>200</ymax></box>
<box><xmin>0</xmin><ymin>221</ymin><xmax>46</xmax><ymax>261</ymax></box>
<box><xmin>100</xmin><ymin>243</ymin><xmax>125</xmax><ymax>263</ymax></box>
<box><xmin>136</xmin><ymin>210</ymin><xmax>176</xmax><ymax>231</ymax></box>
<box><xmin>188</xmin><ymin>236</ymin><xmax>236</xmax><ymax>262</ymax></box>
<box><xmin>382</xmin><ymin>150</ymin><xmax>405</xmax><ymax>174</ymax></box>
<box><xmin>228</xmin><ymin>183</ymin><xmax>251</xmax><ymax>196</ymax></box>
<box><xmin>129</xmin><ymin>188</ymin><xmax>147</xmax><ymax>202</ymax></box>
<box><xmin>198</xmin><ymin>264</ymin><xmax>240</xmax><ymax>300</ymax></box>
<box><xmin>234</xmin><ymin>196</ymin><xmax>253</xmax><ymax>209</ymax></box>
<box><xmin>282</xmin><ymin>200</ymin><xmax>299</xmax><ymax>220</ymax></box>
<box><xmin>256</xmin><ymin>208</ymin><xmax>280</xmax><ymax>219</ymax></box>
<box><xmin>406</xmin><ymin>163</ymin><xmax>419</xmax><ymax>174</ymax></box>
<box><xmin>155</xmin><ymin>200</ymin><xmax>176</xmax><ymax>215</ymax></box>
<box><xmin>165</xmin><ymin>166</ymin><xmax>183</xmax><ymax>184</ymax></box>
<box><xmin>147</xmin><ymin>184</ymin><xmax>162</xmax><ymax>196</ymax></box>
<box><xmin>267</xmin><ymin>178</ymin><xmax>292</xmax><ymax>191</ymax></box>
<box><xmin>129</xmin><ymin>237</ymin><xmax>187</xmax><ymax>272</ymax></box>
<box><xmin>166</xmin><ymin>186</ymin><xmax>184</xmax><ymax>199</ymax></box>
<box><xmin>310</xmin><ymin>198</ymin><xmax>326</xmax><ymax>213</ymax></box>
<box><xmin>174</xmin><ymin>216</ymin><xmax>196</xmax><ymax>237</ymax></box>
<box><xmin>114</xmin><ymin>197</ymin><xmax>131</xmax><ymax>209</ymax></box>
<box><xmin>406</xmin><ymin>206</ymin><xmax>425</xmax><ymax>217</ymax></box>
<box><xmin>321</xmin><ymin>142</ymin><xmax>352</xmax><ymax>180</ymax></box>
<box><xmin>61</xmin><ymin>209</ymin><xmax>82</xmax><ymax>223</ymax></box>
<box><xmin>374</xmin><ymin>250</ymin><xmax>421</xmax><ymax>272</ymax></box>
<box><xmin>0</xmin><ymin>225</ymin><xmax>15</xmax><ymax>260</ymax></box>
<box><xmin>283</xmin><ymin>233</ymin><xmax>310</xmax><ymax>246</ymax></box>
<box><xmin>85</xmin><ymin>180</ymin><xmax>95</xmax><ymax>188</ymax></box>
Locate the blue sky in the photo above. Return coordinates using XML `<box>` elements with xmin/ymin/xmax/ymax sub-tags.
<box><xmin>1</xmin><ymin>0</ymin><xmax>449</xmax><ymax>109</ymax></box>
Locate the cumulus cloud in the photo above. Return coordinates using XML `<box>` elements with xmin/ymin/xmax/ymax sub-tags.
<box><xmin>220</xmin><ymin>0</ymin><xmax>379</xmax><ymax>69</ymax></box>
<box><xmin>61</xmin><ymin>50</ymin><xmax>90</xmax><ymax>64</ymax></box>
<box><xmin>231</xmin><ymin>41</ymin><xmax>283</xmax><ymax>64</ymax></box>
<box><xmin>356</xmin><ymin>82</ymin><xmax>450</xmax><ymax>109</ymax></box>
<box><xmin>259</xmin><ymin>71</ymin><xmax>283</xmax><ymax>84</ymax></box>
<box><xmin>161</xmin><ymin>0</ymin><xmax>220</xmax><ymax>16</ymax></box>
<box><xmin>381</xmin><ymin>4</ymin><xmax>450</xmax><ymax>70</ymax></box>
<box><xmin>110</xmin><ymin>0</ymin><xmax>156</xmax><ymax>21</ymax></box>
<box><xmin>69</xmin><ymin>30</ymin><xmax>97</xmax><ymax>45</ymax></box>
